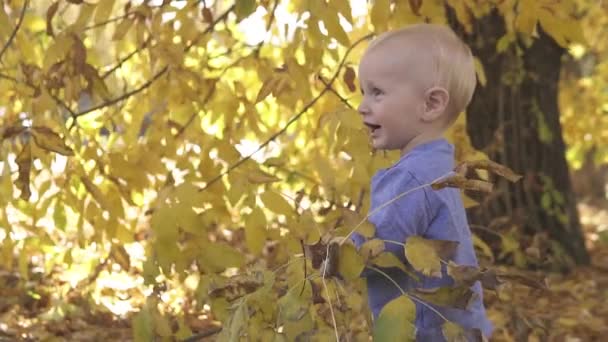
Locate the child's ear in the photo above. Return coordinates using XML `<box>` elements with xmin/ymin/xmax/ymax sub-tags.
<box><xmin>421</xmin><ymin>87</ymin><xmax>449</xmax><ymax>122</ymax></box>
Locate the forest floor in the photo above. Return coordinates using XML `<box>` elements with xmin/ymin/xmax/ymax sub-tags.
<box><xmin>1</xmin><ymin>203</ymin><xmax>607</xmax><ymax>342</ymax></box>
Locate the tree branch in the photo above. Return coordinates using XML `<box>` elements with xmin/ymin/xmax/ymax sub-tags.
<box><xmin>102</xmin><ymin>36</ymin><xmax>152</xmax><ymax>79</ymax></box>
<box><xmin>73</xmin><ymin>65</ymin><xmax>169</xmax><ymax>120</ymax></box>
<box><xmin>0</xmin><ymin>0</ymin><xmax>29</xmax><ymax>63</ymax></box>
<box><xmin>83</xmin><ymin>12</ymin><xmax>132</xmax><ymax>32</ymax></box>
<box><xmin>198</xmin><ymin>34</ymin><xmax>374</xmax><ymax>193</ymax></box>
<box><xmin>319</xmin><ymin>77</ymin><xmax>355</xmax><ymax>109</ymax></box>
<box><xmin>71</xmin><ymin>4</ymin><xmax>236</xmax><ymax>122</ymax></box>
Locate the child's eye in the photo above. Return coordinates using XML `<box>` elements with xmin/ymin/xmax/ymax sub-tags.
<box><xmin>371</xmin><ymin>88</ymin><xmax>383</xmax><ymax>96</ymax></box>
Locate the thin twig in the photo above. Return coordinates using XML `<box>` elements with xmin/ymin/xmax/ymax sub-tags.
<box><xmin>0</xmin><ymin>0</ymin><xmax>29</xmax><ymax>63</ymax></box>
<box><xmin>322</xmin><ymin>245</ymin><xmax>340</xmax><ymax>341</ymax></box>
<box><xmin>102</xmin><ymin>36</ymin><xmax>152</xmax><ymax>79</ymax></box>
<box><xmin>198</xmin><ymin>34</ymin><xmax>374</xmax><ymax>193</ymax></box>
<box><xmin>71</xmin><ymin>4</ymin><xmax>235</xmax><ymax>122</ymax></box>
<box><xmin>319</xmin><ymin>77</ymin><xmax>355</xmax><ymax>109</ymax></box>
<box><xmin>272</xmin><ymin>255</ymin><xmax>305</xmax><ymax>273</ymax></box>
<box><xmin>83</xmin><ymin>12</ymin><xmax>132</xmax><ymax>31</ymax></box>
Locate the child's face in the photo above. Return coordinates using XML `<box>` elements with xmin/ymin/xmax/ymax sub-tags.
<box><xmin>357</xmin><ymin>41</ymin><xmax>429</xmax><ymax>154</ymax></box>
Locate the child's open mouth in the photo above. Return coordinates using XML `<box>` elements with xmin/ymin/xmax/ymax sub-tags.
<box><xmin>364</xmin><ymin>122</ymin><xmax>381</xmax><ymax>133</ymax></box>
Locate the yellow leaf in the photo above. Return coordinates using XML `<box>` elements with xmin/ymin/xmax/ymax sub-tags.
<box><xmin>246</xmin><ymin>207</ymin><xmax>267</xmax><ymax>255</ymax></box>
<box><xmin>373</xmin><ymin>296</ymin><xmax>416</xmax><ymax>341</ymax></box>
<box><xmin>112</xmin><ymin>18</ymin><xmax>133</xmax><ymax>41</ymax></box>
<box><xmin>175</xmin><ymin>203</ymin><xmax>204</xmax><ymax>235</ymax></box>
<box><xmin>404</xmin><ymin>236</ymin><xmax>459</xmax><ymax>277</ymax></box>
<box><xmin>260</xmin><ymin>190</ymin><xmax>293</xmax><ymax>215</ymax></box>
<box><xmin>94</xmin><ymin>0</ymin><xmax>115</xmax><ymax>24</ymax></box>
<box><xmin>473</xmin><ymin>57</ymin><xmax>486</xmax><ymax>87</ymax></box>
<box><xmin>31</xmin><ymin>127</ymin><xmax>74</xmax><ymax>156</ymax></box>
<box><xmin>151</xmin><ymin>205</ymin><xmax>178</xmax><ymax>241</ymax></box>
<box><xmin>199</xmin><ymin>242</ymin><xmax>245</xmax><ymax>273</ymax></box>
<box><xmin>80</xmin><ymin>176</ymin><xmax>112</xmax><ymax>212</ymax></box>
<box><xmin>360</xmin><ymin>239</ymin><xmax>385</xmax><ymax>260</ymax></box>
<box><xmin>323</xmin><ymin>12</ymin><xmax>350</xmax><ymax>46</ymax></box>
<box><xmin>514</xmin><ymin>0</ymin><xmax>538</xmax><ymax>35</ymax></box>
<box><xmin>247</xmin><ymin>168</ymin><xmax>281</xmax><ymax>184</ymax></box>
<box><xmin>132</xmin><ymin>304</ymin><xmax>154</xmax><ymax>342</ymax></box>
<box><xmin>1</xmin><ymin>154</ymin><xmax>13</xmax><ymax>204</ymax></box>
<box><xmin>371</xmin><ymin>252</ymin><xmax>408</xmax><ymax>275</ymax></box>
<box><xmin>72</xmin><ymin>3</ymin><xmax>96</xmax><ymax>32</ymax></box>
<box><xmin>338</xmin><ymin>243</ymin><xmax>364</xmax><ymax>280</ymax></box>
<box><xmin>255</xmin><ymin>77</ymin><xmax>278</xmax><ymax>103</ymax></box>
<box><xmin>461</xmin><ymin>192</ymin><xmax>479</xmax><ymax>208</ymax></box>
<box><xmin>43</xmin><ymin>34</ymin><xmax>73</xmax><ymax>71</ymax></box>
<box><xmin>370</xmin><ymin>0</ymin><xmax>391</xmax><ymax>33</ymax></box>
<box><xmin>472</xmin><ymin>235</ymin><xmax>494</xmax><ymax>261</ymax></box>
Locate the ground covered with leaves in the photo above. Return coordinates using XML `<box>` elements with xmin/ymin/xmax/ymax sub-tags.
<box><xmin>1</xmin><ymin>203</ymin><xmax>607</xmax><ymax>342</ymax></box>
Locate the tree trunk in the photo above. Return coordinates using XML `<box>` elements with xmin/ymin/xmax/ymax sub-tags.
<box><xmin>449</xmin><ymin>11</ymin><xmax>590</xmax><ymax>268</ymax></box>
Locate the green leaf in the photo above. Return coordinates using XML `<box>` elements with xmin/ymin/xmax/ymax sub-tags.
<box><xmin>372</xmin><ymin>296</ymin><xmax>416</xmax><ymax>341</ymax></box>
<box><xmin>278</xmin><ymin>280</ymin><xmax>312</xmax><ymax>321</ymax></box>
<box><xmin>217</xmin><ymin>301</ymin><xmax>248</xmax><ymax>341</ymax></box>
<box><xmin>338</xmin><ymin>243</ymin><xmax>364</xmax><ymax>281</ymax></box>
<box><xmin>199</xmin><ymin>242</ymin><xmax>245</xmax><ymax>273</ymax></box>
<box><xmin>235</xmin><ymin>0</ymin><xmax>257</xmax><ymax>22</ymax></box>
<box><xmin>405</xmin><ymin>236</ymin><xmax>459</xmax><ymax>277</ymax></box>
<box><xmin>132</xmin><ymin>304</ymin><xmax>154</xmax><ymax>342</ymax></box>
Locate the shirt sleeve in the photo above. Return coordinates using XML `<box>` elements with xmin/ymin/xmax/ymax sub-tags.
<box><xmin>383</xmin><ymin>170</ymin><xmax>433</xmax><ymax>243</ymax></box>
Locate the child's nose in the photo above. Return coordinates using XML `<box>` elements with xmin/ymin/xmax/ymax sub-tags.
<box><xmin>358</xmin><ymin>101</ymin><xmax>370</xmax><ymax>115</ymax></box>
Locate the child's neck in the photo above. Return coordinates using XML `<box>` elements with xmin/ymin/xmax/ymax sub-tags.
<box><xmin>400</xmin><ymin>131</ymin><xmax>445</xmax><ymax>157</ymax></box>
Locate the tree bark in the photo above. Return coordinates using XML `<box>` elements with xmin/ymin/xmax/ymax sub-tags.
<box><xmin>449</xmin><ymin>11</ymin><xmax>590</xmax><ymax>268</ymax></box>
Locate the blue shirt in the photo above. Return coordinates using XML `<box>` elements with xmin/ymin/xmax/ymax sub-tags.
<box><xmin>352</xmin><ymin>138</ymin><xmax>493</xmax><ymax>340</ymax></box>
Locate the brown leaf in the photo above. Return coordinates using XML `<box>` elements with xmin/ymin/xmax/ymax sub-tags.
<box><xmin>498</xmin><ymin>272</ymin><xmax>547</xmax><ymax>290</ymax></box>
<box><xmin>16</xmin><ymin>143</ymin><xmax>32</xmax><ymax>200</ymax></box>
<box><xmin>202</xmin><ymin>7</ymin><xmax>213</xmax><ymax>23</ymax></box>
<box><xmin>31</xmin><ymin>126</ymin><xmax>74</xmax><ymax>156</ymax></box>
<box><xmin>447</xmin><ymin>262</ymin><xmax>482</xmax><ymax>287</ymax></box>
<box><xmin>464</xmin><ymin>160</ymin><xmax>522</xmax><ymax>183</ymax></box>
<box><xmin>409</xmin><ymin>0</ymin><xmax>423</xmax><ymax>15</ymax></box>
<box><xmin>71</xmin><ymin>35</ymin><xmax>87</xmax><ymax>74</ymax></box>
<box><xmin>412</xmin><ymin>285</ymin><xmax>477</xmax><ymax>310</ymax></box>
<box><xmin>255</xmin><ymin>77</ymin><xmax>277</xmax><ymax>103</ymax></box>
<box><xmin>80</xmin><ymin>176</ymin><xmax>111</xmax><ymax>211</ymax></box>
<box><xmin>1</xmin><ymin>125</ymin><xmax>26</xmax><ymax>140</ymax></box>
<box><xmin>343</xmin><ymin>66</ymin><xmax>356</xmax><ymax>93</ymax></box>
<box><xmin>46</xmin><ymin>2</ymin><xmax>59</xmax><ymax>37</ymax></box>
<box><xmin>431</xmin><ymin>174</ymin><xmax>493</xmax><ymax>193</ymax></box>
<box><xmin>447</xmin><ymin>262</ymin><xmax>504</xmax><ymax>290</ymax></box>
<box><xmin>209</xmin><ymin>272</ymin><xmax>265</xmax><ymax>302</ymax></box>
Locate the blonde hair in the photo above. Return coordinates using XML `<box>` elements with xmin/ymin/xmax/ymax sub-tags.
<box><xmin>368</xmin><ymin>24</ymin><xmax>477</xmax><ymax>122</ymax></box>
